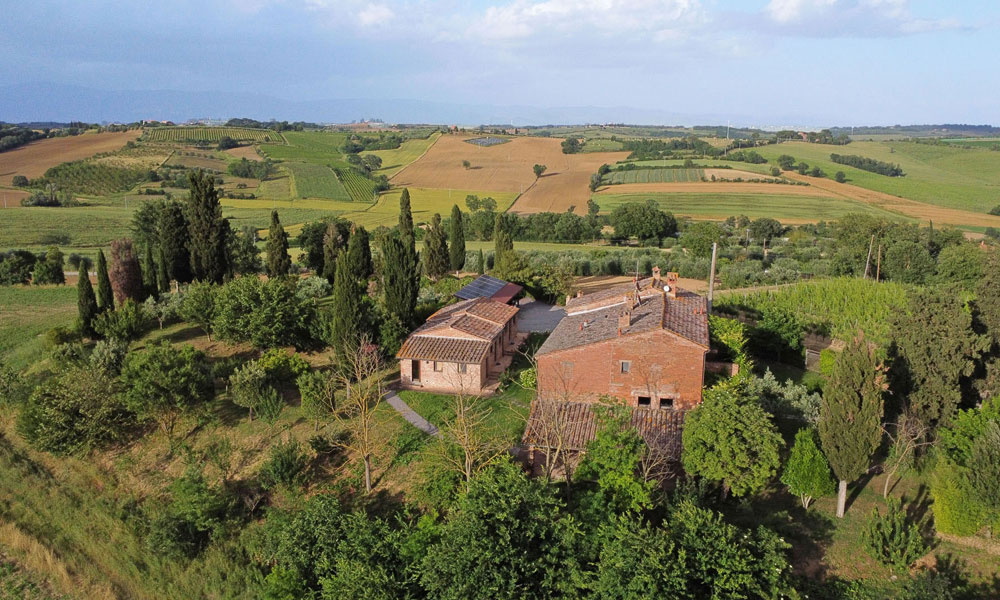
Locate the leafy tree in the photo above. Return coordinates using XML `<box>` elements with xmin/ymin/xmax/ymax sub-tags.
<box><xmin>776</xmin><ymin>154</ymin><xmax>795</xmax><ymax>170</ymax></box>
<box><xmin>682</xmin><ymin>221</ymin><xmax>727</xmax><ymax>258</ymax></box>
<box><xmin>890</xmin><ymin>288</ymin><xmax>987</xmax><ymax>431</ymax></box>
<box><xmin>593</xmin><ymin>517</ymin><xmax>689</xmax><ymax>599</ymax></box>
<box><xmin>0</xmin><ymin>253</ymin><xmax>34</xmax><ymax>285</ymax></box>
<box><xmin>781</xmin><ymin>428</ymin><xmax>835</xmax><ymax>508</ymax></box>
<box><xmin>754</xmin><ymin>304</ymin><xmax>803</xmax><ymax>363</ymax></box>
<box><xmin>796</xmin><ymin>162</ymin><xmax>809</xmax><ymax>175</ymax></box>
<box><xmin>967</xmin><ymin>421</ymin><xmax>1000</xmax><ymax>511</ymax></box>
<box><xmin>157</xmin><ymin>200</ymin><xmax>193</xmax><ymax>287</ymax></box>
<box><xmin>214</xmin><ymin>276</ymin><xmax>316</xmax><ymax>349</ymax></box>
<box><xmin>462</xmin><ymin>159</ymin><xmax>471</xmax><ymax>169</ymax></box>
<box><xmin>346</xmin><ymin>225</ymin><xmax>372</xmax><ymax>281</ymax></box>
<box><xmin>682</xmin><ymin>386</ymin><xmax>784</xmax><ymax>498</ymax></box>
<box><xmin>576</xmin><ymin>407</ymin><xmax>655</xmax><ymax>514</ymax></box>
<box><xmin>560</xmin><ymin>137</ymin><xmax>581</xmax><ymax>153</ymax></box>
<box><xmin>11</xmin><ymin>174</ymin><xmax>28</xmax><ymax>186</ymax></box>
<box><xmin>748</xmin><ymin>217</ymin><xmax>783</xmax><ymax>244</ymax></box>
<box><xmin>228</xmin><ymin>360</ymin><xmax>277</xmax><ymax>423</ymax></box>
<box><xmin>120</xmin><ymin>342</ymin><xmax>213</xmax><ymax>448</ymax></box>
<box><xmin>380</xmin><ymin>233</ymin><xmax>419</xmax><ymax>328</ymax></box>
<box><xmin>230</xmin><ymin>225</ymin><xmax>262</xmax><ymax>275</ymax></box>
<box><xmin>422</xmin><ymin>213</ymin><xmax>450</xmax><ymax>279</ymax></box>
<box><xmin>934</xmin><ymin>243</ymin><xmax>984</xmax><ymax>289</ymax></box>
<box><xmin>297</xmin><ymin>218</ymin><xmax>349</xmax><ymax>274</ymax></box>
<box><xmin>321</xmin><ymin>220</ymin><xmax>350</xmax><ymax>282</ymax></box>
<box><xmin>109</xmin><ymin>238</ymin><xmax>144</xmax><ymax>304</ymax></box>
<box><xmin>420</xmin><ymin>460</ymin><xmax>582</xmax><ymax>600</ymax></box>
<box><xmin>883</xmin><ymin>240</ymin><xmax>934</xmax><ymax>284</ymax></box>
<box><xmin>32</xmin><ymin>246</ymin><xmax>65</xmax><ymax>285</ymax></box>
<box><xmin>76</xmin><ymin>265</ymin><xmax>98</xmax><ymax>337</ymax></box>
<box><xmin>533</xmin><ymin>163</ymin><xmax>547</xmax><ymax>178</ymax></box>
<box><xmin>975</xmin><ymin>252</ymin><xmax>1000</xmax><ymax>344</ymax></box>
<box><xmin>328</xmin><ymin>251</ymin><xmax>365</xmax><ymax>358</ymax></box>
<box><xmin>835</xmin><ymin>171</ymin><xmax>847</xmax><ymax>183</ymax></box>
<box><xmin>296</xmin><ymin>369</ymin><xmax>337</xmax><ymax>430</ymax></box>
<box><xmin>610</xmin><ymin>200</ymin><xmax>676</xmax><ymax>241</ymax></box>
<box><xmin>465</xmin><ymin>194</ymin><xmax>481</xmax><ymax>211</ymax></box>
<box><xmin>16</xmin><ymin>367</ymin><xmax>131</xmax><ymax>455</ymax></box>
<box><xmin>819</xmin><ymin>333</ymin><xmax>886</xmax><ymax>518</ymax></box>
<box><xmin>186</xmin><ymin>170</ymin><xmax>230</xmax><ymax>283</ymax></box>
<box><xmin>97</xmin><ymin>250</ymin><xmax>115</xmax><ymax>312</ymax></box>
<box><xmin>180</xmin><ymin>281</ymin><xmax>217</xmax><ymax>340</ymax></box>
<box><xmin>449</xmin><ymin>204</ymin><xmax>466</xmax><ymax>271</ymax></box>
<box><xmin>265</xmin><ymin>210</ymin><xmax>291</xmax><ymax>277</ymax></box>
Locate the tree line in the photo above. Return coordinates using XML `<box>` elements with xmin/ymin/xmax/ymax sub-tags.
<box><xmin>830</xmin><ymin>153</ymin><xmax>905</xmax><ymax>177</ymax></box>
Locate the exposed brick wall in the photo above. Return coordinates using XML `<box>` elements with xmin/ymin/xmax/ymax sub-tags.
<box><xmin>400</xmin><ymin>357</ymin><xmax>487</xmax><ymax>394</ymax></box>
<box><xmin>536</xmin><ymin>329</ymin><xmax>706</xmax><ymax>410</ymax></box>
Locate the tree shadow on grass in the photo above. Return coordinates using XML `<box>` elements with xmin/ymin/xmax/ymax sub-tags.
<box><xmin>845</xmin><ymin>470</ymin><xmax>876</xmax><ymax>514</ymax></box>
<box><xmin>158</xmin><ymin>325</ymin><xmax>208</xmax><ymax>344</ymax></box>
<box><xmin>903</xmin><ymin>484</ymin><xmax>936</xmax><ymax>548</ymax></box>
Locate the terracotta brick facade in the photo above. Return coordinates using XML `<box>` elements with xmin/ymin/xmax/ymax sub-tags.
<box><xmin>536</xmin><ymin>328</ymin><xmax>706</xmax><ymax>410</ymax></box>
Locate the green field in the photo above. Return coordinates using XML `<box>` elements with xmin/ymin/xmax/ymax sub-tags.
<box><xmin>373</xmin><ymin>132</ymin><xmax>440</xmax><ymax>177</ymax></box>
<box><xmin>0</xmin><ymin>285</ymin><xmax>78</xmax><ymax>370</ymax></box>
<box><xmin>282</xmin><ymin>162</ymin><xmax>349</xmax><ymax>200</ymax></box>
<box><xmin>143</xmin><ymin>127</ymin><xmax>283</xmax><ymax>144</ymax></box>
<box><xmin>940</xmin><ymin>137</ymin><xmax>1000</xmax><ymax>149</ymax></box>
<box><xmin>336</xmin><ymin>167</ymin><xmax>377</xmax><ymax>202</ymax></box>
<box><xmin>605</xmin><ymin>168</ymin><xmax>704</xmax><ymax>184</ymax></box>
<box><xmin>260</xmin><ymin>131</ymin><xmax>350</xmax><ymax>167</ymax></box>
<box><xmin>582</xmin><ymin>138</ymin><xmax>625</xmax><ymax>152</ymax></box>
<box><xmin>595</xmin><ymin>192</ymin><xmax>909</xmax><ymax>222</ymax></box>
<box><xmin>755</xmin><ymin>141</ymin><xmax>1000</xmax><ymax>213</ymax></box>
<box><xmin>622</xmin><ymin>159</ymin><xmax>775</xmax><ymax>176</ymax></box>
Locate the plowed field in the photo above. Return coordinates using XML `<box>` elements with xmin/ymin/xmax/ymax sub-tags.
<box><xmin>0</xmin><ymin>130</ymin><xmax>142</xmax><ymax>185</ymax></box>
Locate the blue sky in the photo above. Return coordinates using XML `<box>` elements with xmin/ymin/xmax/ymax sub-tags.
<box><xmin>1</xmin><ymin>0</ymin><xmax>997</xmax><ymax>125</ymax></box>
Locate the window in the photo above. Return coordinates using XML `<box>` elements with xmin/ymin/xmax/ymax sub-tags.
<box><xmin>433</xmin><ymin>361</ymin><xmax>443</xmax><ymax>372</ymax></box>
<box><xmin>457</xmin><ymin>363</ymin><xmax>467</xmax><ymax>374</ymax></box>
<box><xmin>659</xmin><ymin>397</ymin><xmax>674</xmax><ymax>409</ymax></box>
<box><xmin>637</xmin><ymin>396</ymin><xmax>651</xmax><ymax>407</ymax></box>
<box><xmin>620</xmin><ymin>361</ymin><xmax>631</xmax><ymax>374</ymax></box>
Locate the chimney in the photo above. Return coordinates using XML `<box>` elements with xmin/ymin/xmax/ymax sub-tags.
<box><xmin>619</xmin><ymin>308</ymin><xmax>632</xmax><ymax>329</ymax></box>
<box><xmin>652</xmin><ymin>266</ymin><xmax>661</xmax><ymax>286</ymax></box>
<box><xmin>666</xmin><ymin>271</ymin><xmax>679</xmax><ymax>298</ymax></box>
<box><xmin>577</xmin><ymin>290</ymin><xmax>584</xmax><ymax>298</ymax></box>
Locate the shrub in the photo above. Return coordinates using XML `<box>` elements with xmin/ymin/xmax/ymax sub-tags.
<box><xmin>229</xmin><ymin>361</ymin><xmax>280</xmax><ymax>422</ymax></box>
<box><xmin>11</xmin><ymin>174</ymin><xmax>28</xmax><ymax>186</ymax></box>
<box><xmin>259</xmin><ymin>439</ymin><xmax>309</xmax><ymax>490</ymax></box>
<box><xmin>16</xmin><ymin>367</ymin><xmax>132</xmax><ymax>455</ymax></box>
<box><xmin>295</xmin><ymin>275</ymin><xmax>331</xmax><ymax>299</ymax></box>
<box><xmin>45</xmin><ymin>325</ymin><xmax>81</xmax><ymax>348</ymax></box>
<box><xmin>297</xmin><ymin>370</ymin><xmax>337</xmax><ymax>430</ymax></box>
<box><xmin>862</xmin><ymin>497</ymin><xmax>928</xmax><ymax>571</ymax></box>
<box><xmin>90</xmin><ymin>338</ymin><xmax>130</xmax><ymax>376</ymax></box>
<box><xmin>819</xmin><ymin>348</ymin><xmax>837</xmax><ymax>377</ymax></box>
<box><xmin>990</xmin><ymin>205</ymin><xmax>1000</xmax><ymax>216</ymax></box>
<box><xmin>781</xmin><ymin>428</ymin><xmax>835</xmax><ymax>508</ymax></box>
<box><xmin>931</xmin><ymin>463</ymin><xmax>986</xmax><ymax>536</ymax></box>
<box><xmin>257</xmin><ymin>348</ymin><xmax>310</xmax><ymax>384</ymax></box>
<box><xmin>50</xmin><ymin>341</ymin><xmax>87</xmax><ymax>366</ymax></box>
<box><xmin>517</xmin><ymin>366</ymin><xmax>537</xmax><ymax>390</ymax></box>
<box><xmin>93</xmin><ymin>299</ymin><xmax>149</xmax><ymax>341</ymax></box>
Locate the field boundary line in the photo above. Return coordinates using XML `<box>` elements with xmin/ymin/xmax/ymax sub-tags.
<box><xmin>388</xmin><ymin>131</ymin><xmax>443</xmax><ymax>183</ymax></box>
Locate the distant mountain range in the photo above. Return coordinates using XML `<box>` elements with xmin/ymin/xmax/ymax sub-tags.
<box><xmin>2</xmin><ymin>82</ymin><xmax>806</xmax><ymax>128</ymax></box>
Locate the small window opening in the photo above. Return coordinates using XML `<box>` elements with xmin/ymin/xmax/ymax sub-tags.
<box><xmin>637</xmin><ymin>396</ymin><xmax>651</xmax><ymax>407</ymax></box>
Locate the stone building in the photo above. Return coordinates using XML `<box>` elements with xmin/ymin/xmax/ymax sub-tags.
<box><xmin>534</xmin><ymin>268</ymin><xmax>709</xmax><ymax>410</ymax></box>
<box><xmin>397</xmin><ymin>297</ymin><xmax>520</xmax><ymax>395</ymax></box>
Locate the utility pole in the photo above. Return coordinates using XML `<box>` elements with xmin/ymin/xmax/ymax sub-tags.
<box><xmin>707</xmin><ymin>242</ymin><xmax>718</xmax><ymax>314</ymax></box>
<box><xmin>863</xmin><ymin>234</ymin><xmax>875</xmax><ymax>279</ymax></box>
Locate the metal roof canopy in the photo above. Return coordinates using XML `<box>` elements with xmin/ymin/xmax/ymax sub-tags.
<box><xmin>455</xmin><ymin>275</ymin><xmax>521</xmax><ymax>303</ymax></box>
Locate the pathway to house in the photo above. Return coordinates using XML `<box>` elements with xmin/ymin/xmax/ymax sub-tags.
<box><xmin>516</xmin><ymin>298</ymin><xmax>565</xmax><ymax>332</ymax></box>
<box><xmin>384</xmin><ymin>390</ymin><xmax>439</xmax><ymax>436</ymax></box>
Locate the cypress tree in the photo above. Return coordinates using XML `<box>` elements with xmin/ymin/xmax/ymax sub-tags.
<box><xmin>380</xmin><ymin>234</ymin><xmax>419</xmax><ymax>328</ymax></box>
<box><xmin>265</xmin><ymin>210</ymin><xmax>291</xmax><ymax>277</ymax></box>
<box><xmin>818</xmin><ymin>333</ymin><xmax>885</xmax><ymax>518</ymax></box>
<box><xmin>329</xmin><ymin>251</ymin><xmax>364</xmax><ymax>359</ymax></box>
<box><xmin>423</xmin><ymin>213</ymin><xmax>449</xmax><ymax>280</ymax></box>
<box><xmin>449</xmin><ymin>204</ymin><xmax>466</xmax><ymax>272</ymax></box>
<box><xmin>95</xmin><ymin>249</ymin><xmax>114</xmax><ymax>312</ymax></box>
<box><xmin>493</xmin><ymin>214</ymin><xmax>513</xmax><ymax>275</ymax></box>
<box><xmin>142</xmin><ymin>243</ymin><xmax>158</xmax><ymax>300</ymax></box>
<box><xmin>158</xmin><ymin>200</ymin><xmax>192</xmax><ymax>287</ymax></box>
<box><xmin>186</xmin><ymin>170</ymin><xmax>229</xmax><ymax>283</ymax></box>
<box><xmin>346</xmin><ymin>225</ymin><xmax>372</xmax><ymax>281</ymax></box>
<box><xmin>156</xmin><ymin>244</ymin><xmax>171</xmax><ymax>294</ymax></box>
<box><xmin>322</xmin><ymin>222</ymin><xmax>346</xmax><ymax>283</ymax></box>
<box><xmin>476</xmin><ymin>249</ymin><xmax>485</xmax><ymax>275</ymax></box>
<box><xmin>399</xmin><ymin>188</ymin><xmax>415</xmax><ymax>255</ymax></box>
<box><xmin>76</xmin><ymin>266</ymin><xmax>98</xmax><ymax>337</ymax></box>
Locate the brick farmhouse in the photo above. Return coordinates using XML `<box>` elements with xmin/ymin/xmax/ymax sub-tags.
<box><xmin>535</xmin><ymin>268</ymin><xmax>709</xmax><ymax>410</ymax></box>
<box><xmin>397</xmin><ymin>297</ymin><xmax>520</xmax><ymax>395</ymax></box>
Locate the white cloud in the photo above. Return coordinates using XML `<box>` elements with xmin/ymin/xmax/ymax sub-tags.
<box><xmin>761</xmin><ymin>0</ymin><xmax>962</xmax><ymax>35</ymax></box>
<box><xmin>358</xmin><ymin>3</ymin><xmax>394</xmax><ymax>26</ymax></box>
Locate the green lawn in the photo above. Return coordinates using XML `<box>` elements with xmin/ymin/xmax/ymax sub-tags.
<box><xmin>594</xmin><ymin>192</ymin><xmax>908</xmax><ymax>222</ymax></box>
<box><xmin>282</xmin><ymin>162</ymin><xmax>350</xmax><ymax>201</ymax></box>
<box><xmin>755</xmin><ymin>141</ymin><xmax>1000</xmax><ymax>214</ymax></box>
<box><xmin>0</xmin><ymin>285</ymin><xmax>78</xmax><ymax>371</ymax></box>
<box><xmin>0</xmin><ymin>204</ymin><xmax>137</xmax><ymax>249</ymax></box>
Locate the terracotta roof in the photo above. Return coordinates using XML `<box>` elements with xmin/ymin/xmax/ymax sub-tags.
<box><xmin>397</xmin><ymin>335</ymin><xmax>490</xmax><ymax>363</ymax></box>
<box><xmin>522</xmin><ymin>399</ymin><xmax>686</xmax><ymax>457</ymax></box>
<box><xmin>537</xmin><ymin>285</ymin><xmax>708</xmax><ymax>356</ymax></box>
<box><xmin>397</xmin><ymin>297</ymin><xmax>519</xmax><ymax>363</ymax></box>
